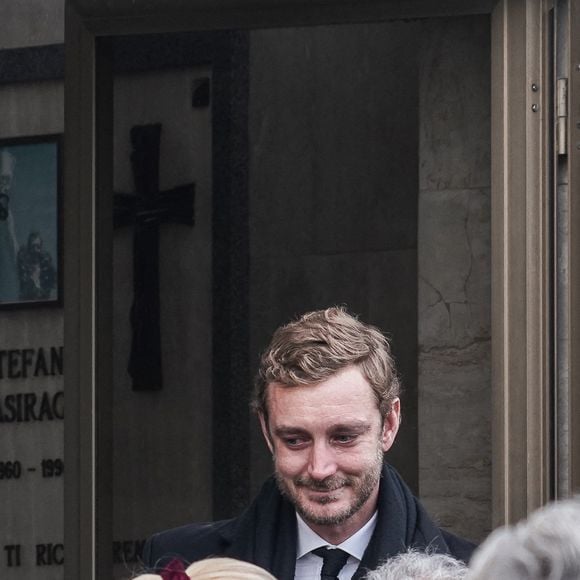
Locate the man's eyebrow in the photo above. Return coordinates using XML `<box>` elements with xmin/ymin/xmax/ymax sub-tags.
<box><xmin>273</xmin><ymin>421</ymin><xmax>372</xmax><ymax>437</ymax></box>
<box><xmin>330</xmin><ymin>421</ymin><xmax>372</xmax><ymax>433</ymax></box>
<box><xmin>273</xmin><ymin>426</ymin><xmax>309</xmax><ymax>437</ymax></box>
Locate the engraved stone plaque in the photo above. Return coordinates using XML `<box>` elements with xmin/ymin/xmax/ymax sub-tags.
<box><xmin>0</xmin><ymin>316</ymin><xmax>64</xmax><ymax>579</ymax></box>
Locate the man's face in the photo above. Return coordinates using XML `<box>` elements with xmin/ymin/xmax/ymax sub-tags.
<box><xmin>260</xmin><ymin>365</ymin><xmax>400</xmax><ymax>532</ymax></box>
<box><xmin>30</xmin><ymin>236</ymin><xmax>42</xmax><ymax>255</ymax></box>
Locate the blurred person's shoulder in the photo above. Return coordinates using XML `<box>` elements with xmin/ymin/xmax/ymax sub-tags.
<box><xmin>440</xmin><ymin>528</ymin><xmax>477</xmax><ymax>563</ymax></box>
<box><xmin>142</xmin><ymin>517</ymin><xmax>237</xmax><ymax>571</ymax></box>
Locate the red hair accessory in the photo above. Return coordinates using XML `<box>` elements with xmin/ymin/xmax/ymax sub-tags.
<box><xmin>160</xmin><ymin>558</ymin><xmax>189</xmax><ymax>580</ymax></box>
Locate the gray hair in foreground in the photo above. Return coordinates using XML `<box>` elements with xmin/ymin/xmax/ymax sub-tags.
<box><xmin>468</xmin><ymin>498</ymin><xmax>580</xmax><ymax>580</ymax></box>
<box><xmin>364</xmin><ymin>549</ymin><xmax>468</xmax><ymax>580</ymax></box>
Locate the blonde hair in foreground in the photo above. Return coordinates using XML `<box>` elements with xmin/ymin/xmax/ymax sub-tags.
<box><xmin>185</xmin><ymin>557</ymin><xmax>276</xmax><ymax>579</ymax></box>
<box><xmin>132</xmin><ymin>557</ymin><xmax>276</xmax><ymax>580</ymax></box>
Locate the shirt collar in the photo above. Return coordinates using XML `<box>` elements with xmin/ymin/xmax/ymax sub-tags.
<box><xmin>296</xmin><ymin>511</ymin><xmax>378</xmax><ymax>561</ymax></box>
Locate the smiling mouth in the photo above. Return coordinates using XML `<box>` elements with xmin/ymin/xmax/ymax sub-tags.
<box><xmin>296</xmin><ymin>476</ymin><xmax>350</xmax><ymax>492</ymax></box>
<box><xmin>307</xmin><ymin>489</ymin><xmax>340</xmax><ymax>505</ymax></box>
<box><xmin>302</xmin><ymin>485</ymin><xmax>346</xmax><ymax>504</ymax></box>
<box><xmin>308</xmin><ymin>487</ymin><xmax>338</xmax><ymax>495</ymax></box>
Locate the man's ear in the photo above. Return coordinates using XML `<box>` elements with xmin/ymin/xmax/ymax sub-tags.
<box><xmin>258</xmin><ymin>411</ymin><xmax>274</xmax><ymax>454</ymax></box>
<box><xmin>381</xmin><ymin>397</ymin><xmax>401</xmax><ymax>452</ymax></box>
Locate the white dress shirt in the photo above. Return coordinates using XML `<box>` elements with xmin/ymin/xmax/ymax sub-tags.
<box><xmin>294</xmin><ymin>511</ymin><xmax>378</xmax><ymax>580</ymax></box>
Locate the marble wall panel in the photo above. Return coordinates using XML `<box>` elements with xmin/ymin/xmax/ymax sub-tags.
<box><xmin>0</xmin><ymin>83</ymin><xmax>63</xmax><ymax>137</ymax></box>
<box><xmin>419</xmin><ymin>188</ymin><xmax>491</xmax><ymax>349</ymax></box>
<box><xmin>250</xmin><ymin>22</ymin><xmax>419</xmax><ymax>259</ymax></box>
<box><xmin>419</xmin><ymin>342</ymin><xmax>491</xmax><ymax>540</ymax></box>
<box><xmin>419</xmin><ymin>17</ymin><xmax>491</xmax><ymax>192</ymax></box>
<box><xmin>418</xmin><ymin>15</ymin><xmax>491</xmax><ymax>543</ymax></box>
<box><xmin>1</xmin><ymin>0</ymin><xmax>64</xmax><ymax>49</ymax></box>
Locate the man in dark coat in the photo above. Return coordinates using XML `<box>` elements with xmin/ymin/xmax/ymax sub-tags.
<box><xmin>143</xmin><ymin>307</ymin><xmax>475</xmax><ymax>579</ymax></box>
<box><xmin>17</xmin><ymin>231</ymin><xmax>56</xmax><ymax>301</ymax></box>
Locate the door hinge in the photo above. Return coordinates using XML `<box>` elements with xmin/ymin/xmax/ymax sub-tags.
<box><xmin>557</xmin><ymin>77</ymin><xmax>568</xmax><ymax>155</ymax></box>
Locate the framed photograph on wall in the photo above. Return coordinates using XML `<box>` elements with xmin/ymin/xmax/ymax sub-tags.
<box><xmin>0</xmin><ymin>134</ymin><xmax>62</xmax><ymax>308</ymax></box>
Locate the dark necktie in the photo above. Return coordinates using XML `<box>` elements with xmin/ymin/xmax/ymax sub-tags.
<box><xmin>312</xmin><ymin>546</ymin><xmax>350</xmax><ymax>580</ymax></box>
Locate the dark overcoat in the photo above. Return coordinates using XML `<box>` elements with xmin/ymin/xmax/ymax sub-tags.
<box><xmin>143</xmin><ymin>464</ymin><xmax>476</xmax><ymax>580</ymax></box>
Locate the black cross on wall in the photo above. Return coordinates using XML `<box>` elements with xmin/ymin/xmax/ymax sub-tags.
<box><xmin>114</xmin><ymin>124</ymin><xmax>195</xmax><ymax>391</ymax></box>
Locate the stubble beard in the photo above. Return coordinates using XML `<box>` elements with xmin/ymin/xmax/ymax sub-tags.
<box><xmin>274</xmin><ymin>445</ymin><xmax>384</xmax><ymax>526</ymax></box>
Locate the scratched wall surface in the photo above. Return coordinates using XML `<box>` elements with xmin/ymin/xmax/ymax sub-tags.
<box><xmin>418</xmin><ymin>15</ymin><xmax>492</xmax><ymax>543</ymax></box>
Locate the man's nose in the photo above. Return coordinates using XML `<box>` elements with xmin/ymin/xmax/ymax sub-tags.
<box><xmin>307</xmin><ymin>441</ymin><xmax>337</xmax><ymax>480</ymax></box>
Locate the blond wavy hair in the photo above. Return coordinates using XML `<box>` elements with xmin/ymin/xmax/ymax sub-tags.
<box><xmin>185</xmin><ymin>558</ymin><xmax>276</xmax><ymax>579</ymax></box>
<box><xmin>132</xmin><ymin>557</ymin><xmax>276</xmax><ymax>580</ymax></box>
<box><xmin>253</xmin><ymin>306</ymin><xmax>400</xmax><ymax>421</ymax></box>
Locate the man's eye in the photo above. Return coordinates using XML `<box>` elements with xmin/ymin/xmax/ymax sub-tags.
<box><xmin>283</xmin><ymin>437</ymin><xmax>306</xmax><ymax>447</ymax></box>
<box><xmin>334</xmin><ymin>434</ymin><xmax>356</xmax><ymax>444</ymax></box>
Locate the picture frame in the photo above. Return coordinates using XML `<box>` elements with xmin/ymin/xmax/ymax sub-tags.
<box><xmin>0</xmin><ymin>134</ymin><xmax>62</xmax><ymax>308</ymax></box>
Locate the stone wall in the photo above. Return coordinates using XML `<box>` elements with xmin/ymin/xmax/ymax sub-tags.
<box><xmin>418</xmin><ymin>16</ymin><xmax>492</xmax><ymax>542</ymax></box>
<box><xmin>0</xmin><ymin>3</ymin><xmax>494</xmax><ymax>570</ymax></box>
<box><xmin>0</xmin><ymin>0</ymin><xmax>63</xmax><ymax>49</ymax></box>
<box><xmin>0</xmin><ymin>2</ymin><xmax>65</xmax><ymax>578</ymax></box>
